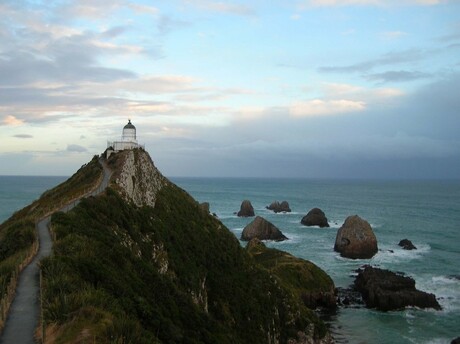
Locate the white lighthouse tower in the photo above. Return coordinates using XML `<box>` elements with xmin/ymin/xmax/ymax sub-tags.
<box><xmin>107</xmin><ymin>120</ymin><xmax>144</xmax><ymax>157</ymax></box>
<box><xmin>121</xmin><ymin>119</ymin><xmax>137</xmax><ymax>144</ymax></box>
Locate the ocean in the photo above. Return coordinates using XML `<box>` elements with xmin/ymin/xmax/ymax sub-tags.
<box><xmin>1</xmin><ymin>176</ymin><xmax>459</xmax><ymax>343</ymax></box>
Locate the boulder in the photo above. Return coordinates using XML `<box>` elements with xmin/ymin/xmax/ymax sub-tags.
<box><xmin>451</xmin><ymin>337</ymin><xmax>460</xmax><ymax>344</ymax></box>
<box><xmin>266</xmin><ymin>201</ymin><xmax>291</xmax><ymax>213</ymax></box>
<box><xmin>334</xmin><ymin>215</ymin><xmax>378</xmax><ymax>259</ymax></box>
<box><xmin>398</xmin><ymin>239</ymin><xmax>417</xmax><ymax>250</ymax></box>
<box><xmin>237</xmin><ymin>200</ymin><xmax>255</xmax><ymax>217</ymax></box>
<box><xmin>241</xmin><ymin>216</ymin><xmax>288</xmax><ymax>241</ymax></box>
<box><xmin>354</xmin><ymin>266</ymin><xmax>441</xmax><ymax>311</ymax></box>
<box><xmin>301</xmin><ymin>208</ymin><xmax>329</xmax><ymax>228</ymax></box>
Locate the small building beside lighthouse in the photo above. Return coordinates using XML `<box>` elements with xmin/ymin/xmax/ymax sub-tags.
<box><xmin>107</xmin><ymin>120</ymin><xmax>144</xmax><ymax>157</ymax></box>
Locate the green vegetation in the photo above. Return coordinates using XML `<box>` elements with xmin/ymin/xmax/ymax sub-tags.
<box><xmin>247</xmin><ymin>239</ymin><xmax>336</xmax><ymax>311</ymax></box>
<box><xmin>42</xmin><ymin>183</ymin><xmax>330</xmax><ymax>343</ymax></box>
<box><xmin>0</xmin><ymin>156</ymin><xmax>102</xmax><ymax>322</ymax></box>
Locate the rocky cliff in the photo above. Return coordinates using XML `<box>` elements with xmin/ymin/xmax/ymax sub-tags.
<box><xmin>32</xmin><ymin>149</ymin><xmax>334</xmax><ymax>343</ymax></box>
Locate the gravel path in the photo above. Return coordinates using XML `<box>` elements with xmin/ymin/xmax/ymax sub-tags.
<box><xmin>0</xmin><ymin>159</ymin><xmax>112</xmax><ymax>344</ymax></box>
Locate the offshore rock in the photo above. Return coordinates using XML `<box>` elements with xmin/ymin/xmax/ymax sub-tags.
<box><xmin>266</xmin><ymin>201</ymin><xmax>291</xmax><ymax>213</ymax></box>
<box><xmin>241</xmin><ymin>216</ymin><xmax>288</xmax><ymax>241</ymax></box>
<box><xmin>301</xmin><ymin>208</ymin><xmax>329</xmax><ymax>228</ymax></box>
<box><xmin>334</xmin><ymin>215</ymin><xmax>378</xmax><ymax>259</ymax></box>
<box><xmin>354</xmin><ymin>266</ymin><xmax>441</xmax><ymax>311</ymax></box>
<box><xmin>237</xmin><ymin>199</ymin><xmax>255</xmax><ymax>217</ymax></box>
<box><xmin>399</xmin><ymin>239</ymin><xmax>417</xmax><ymax>250</ymax></box>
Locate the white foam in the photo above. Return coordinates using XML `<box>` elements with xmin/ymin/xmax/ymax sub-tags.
<box><xmin>328</xmin><ymin>221</ymin><xmax>343</xmax><ymax>229</ymax></box>
<box><xmin>373</xmin><ymin>243</ymin><xmax>431</xmax><ymax>265</ymax></box>
<box><xmin>416</xmin><ymin>275</ymin><xmax>460</xmax><ymax>313</ymax></box>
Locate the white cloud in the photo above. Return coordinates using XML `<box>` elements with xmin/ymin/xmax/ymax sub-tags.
<box><xmin>380</xmin><ymin>31</ymin><xmax>408</xmax><ymax>40</ymax></box>
<box><xmin>183</xmin><ymin>0</ymin><xmax>255</xmax><ymax>16</ymax></box>
<box><xmin>2</xmin><ymin>115</ymin><xmax>24</xmax><ymax>126</ymax></box>
<box><xmin>300</xmin><ymin>0</ymin><xmax>448</xmax><ymax>7</ymax></box>
<box><xmin>290</xmin><ymin>99</ymin><xmax>366</xmax><ymax>117</ymax></box>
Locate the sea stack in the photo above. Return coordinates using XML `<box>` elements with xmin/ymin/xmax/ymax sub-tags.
<box><xmin>266</xmin><ymin>201</ymin><xmax>291</xmax><ymax>213</ymax></box>
<box><xmin>334</xmin><ymin>215</ymin><xmax>378</xmax><ymax>259</ymax></box>
<box><xmin>241</xmin><ymin>216</ymin><xmax>288</xmax><ymax>241</ymax></box>
<box><xmin>301</xmin><ymin>208</ymin><xmax>329</xmax><ymax>228</ymax></box>
<box><xmin>237</xmin><ymin>200</ymin><xmax>255</xmax><ymax>217</ymax></box>
<box><xmin>398</xmin><ymin>239</ymin><xmax>417</xmax><ymax>250</ymax></box>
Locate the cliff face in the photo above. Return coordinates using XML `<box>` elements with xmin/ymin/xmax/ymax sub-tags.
<box><xmin>39</xmin><ymin>149</ymin><xmax>334</xmax><ymax>344</ymax></box>
<box><xmin>108</xmin><ymin>149</ymin><xmax>168</xmax><ymax>208</ymax></box>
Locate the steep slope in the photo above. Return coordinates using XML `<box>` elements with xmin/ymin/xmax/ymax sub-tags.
<box><xmin>32</xmin><ymin>149</ymin><xmax>333</xmax><ymax>343</ymax></box>
<box><xmin>0</xmin><ymin>156</ymin><xmax>103</xmax><ymax>333</ymax></box>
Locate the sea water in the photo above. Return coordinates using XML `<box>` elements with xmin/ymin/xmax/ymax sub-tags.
<box><xmin>171</xmin><ymin>178</ymin><xmax>460</xmax><ymax>344</ymax></box>
<box><xmin>1</xmin><ymin>176</ymin><xmax>459</xmax><ymax>343</ymax></box>
<box><xmin>0</xmin><ymin>176</ymin><xmax>66</xmax><ymax>222</ymax></box>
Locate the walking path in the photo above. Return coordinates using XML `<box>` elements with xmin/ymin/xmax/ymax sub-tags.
<box><xmin>0</xmin><ymin>159</ymin><xmax>112</xmax><ymax>344</ymax></box>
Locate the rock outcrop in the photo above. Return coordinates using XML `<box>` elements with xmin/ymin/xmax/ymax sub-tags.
<box><xmin>398</xmin><ymin>239</ymin><xmax>417</xmax><ymax>250</ymax></box>
<box><xmin>301</xmin><ymin>208</ymin><xmax>329</xmax><ymax>228</ymax></box>
<box><xmin>241</xmin><ymin>216</ymin><xmax>288</xmax><ymax>241</ymax></box>
<box><xmin>266</xmin><ymin>201</ymin><xmax>291</xmax><ymax>213</ymax></box>
<box><xmin>354</xmin><ymin>266</ymin><xmax>441</xmax><ymax>311</ymax></box>
<box><xmin>237</xmin><ymin>200</ymin><xmax>255</xmax><ymax>217</ymax></box>
<box><xmin>334</xmin><ymin>215</ymin><xmax>378</xmax><ymax>259</ymax></box>
<box><xmin>109</xmin><ymin>149</ymin><xmax>167</xmax><ymax>208</ymax></box>
<box><xmin>199</xmin><ymin>202</ymin><xmax>210</xmax><ymax>213</ymax></box>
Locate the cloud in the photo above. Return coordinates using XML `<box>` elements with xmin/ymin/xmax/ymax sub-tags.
<box><xmin>183</xmin><ymin>0</ymin><xmax>256</xmax><ymax>16</ymax></box>
<box><xmin>157</xmin><ymin>15</ymin><xmax>189</xmax><ymax>35</ymax></box>
<box><xmin>66</xmin><ymin>144</ymin><xmax>88</xmax><ymax>153</ymax></box>
<box><xmin>319</xmin><ymin>49</ymin><xmax>424</xmax><ymax>73</ymax></box>
<box><xmin>2</xmin><ymin>115</ymin><xmax>24</xmax><ymax>126</ymax></box>
<box><xmin>299</xmin><ymin>0</ymin><xmax>449</xmax><ymax>7</ymax></box>
<box><xmin>380</xmin><ymin>31</ymin><xmax>408</xmax><ymax>40</ymax></box>
<box><xmin>365</xmin><ymin>70</ymin><xmax>431</xmax><ymax>83</ymax></box>
<box><xmin>13</xmin><ymin>134</ymin><xmax>33</xmax><ymax>138</ymax></box>
<box><xmin>290</xmin><ymin>99</ymin><xmax>366</xmax><ymax>117</ymax></box>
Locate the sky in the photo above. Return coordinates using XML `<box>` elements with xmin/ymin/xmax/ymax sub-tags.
<box><xmin>0</xmin><ymin>0</ymin><xmax>459</xmax><ymax>178</ymax></box>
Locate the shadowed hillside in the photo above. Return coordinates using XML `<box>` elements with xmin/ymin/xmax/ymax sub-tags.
<box><xmin>3</xmin><ymin>149</ymin><xmax>335</xmax><ymax>343</ymax></box>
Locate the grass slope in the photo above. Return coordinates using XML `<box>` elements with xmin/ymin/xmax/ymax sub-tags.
<box><xmin>0</xmin><ymin>156</ymin><xmax>102</xmax><ymax>325</ymax></box>
<box><xmin>42</xmin><ymin>183</ymin><xmax>330</xmax><ymax>343</ymax></box>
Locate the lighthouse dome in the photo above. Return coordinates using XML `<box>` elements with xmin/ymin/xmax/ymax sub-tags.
<box><xmin>122</xmin><ymin>119</ymin><xmax>136</xmax><ymax>141</ymax></box>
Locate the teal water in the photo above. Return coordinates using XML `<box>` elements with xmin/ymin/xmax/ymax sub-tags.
<box><xmin>1</xmin><ymin>176</ymin><xmax>459</xmax><ymax>343</ymax></box>
<box><xmin>0</xmin><ymin>176</ymin><xmax>66</xmax><ymax>222</ymax></box>
<box><xmin>171</xmin><ymin>178</ymin><xmax>460</xmax><ymax>344</ymax></box>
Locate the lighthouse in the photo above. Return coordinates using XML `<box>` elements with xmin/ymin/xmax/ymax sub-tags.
<box><xmin>107</xmin><ymin>120</ymin><xmax>144</xmax><ymax>157</ymax></box>
<box><xmin>122</xmin><ymin>119</ymin><xmax>136</xmax><ymax>142</ymax></box>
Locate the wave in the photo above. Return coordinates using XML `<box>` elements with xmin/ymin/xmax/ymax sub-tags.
<box><xmin>417</xmin><ymin>275</ymin><xmax>460</xmax><ymax>313</ymax></box>
<box><xmin>372</xmin><ymin>243</ymin><xmax>431</xmax><ymax>265</ymax></box>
